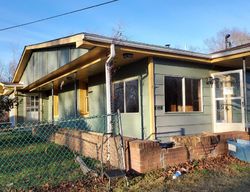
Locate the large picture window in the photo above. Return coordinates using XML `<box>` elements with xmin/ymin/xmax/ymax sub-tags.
<box><xmin>113</xmin><ymin>79</ymin><xmax>139</xmax><ymax>113</ymax></box>
<box><xmin>165</xmin><ymin>76</ymin><xmax>202</xmax><ymax>112</ymax></box>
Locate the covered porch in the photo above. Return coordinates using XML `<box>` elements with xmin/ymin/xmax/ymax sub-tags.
<box><xmin>14</xmin><ymin>40</ymin><xmax>154</xmax><ymax>139</ymax></box>
<box><xmin>209</xmin><ymin>54</ymin><xmax>250</xmax><ymax>133</ymax></box>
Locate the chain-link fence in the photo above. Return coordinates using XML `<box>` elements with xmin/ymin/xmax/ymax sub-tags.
<box><xmin>0</xmin><ymin>113</ymin><xmax>120</xmax><ymax>191</ymax></box>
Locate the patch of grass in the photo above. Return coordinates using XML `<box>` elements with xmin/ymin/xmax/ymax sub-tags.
<box><xmin>113</xmin><ymin>158</ymin><xmax>250</xmax><ymax>192</ymax></box>
<box><xmin>230</xmin><ymin>163</ymin><xmax>250</xmax><ymax>172</ymax></box>
<box><xmin>0</xmin><ymin>131</ymin><xmax>97</xmax><ymax>190</ymax></box>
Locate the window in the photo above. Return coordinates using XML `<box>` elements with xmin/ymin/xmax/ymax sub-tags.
<box><xmin>165</xmin><ymin>77</ymin><xmax>183</xmax><ymax>112</ymax></box>
<box><xmin>113</xmin><ymin>79</ymin><xmax>139</xmax><ymax>113</ymax></box>
<box><xmin>26</xmin><ymin>96</ymin><xmax>39</xmax><ymax>112</ymax></box>
<box><xmin>165</xmin><ymin>76</ymin><xmax>201</xmax><ymax>112</ymax></box>
<box><xmin>185</xmin><ymin>78</ymin><xmax>201</xmax><ymax>112</ymax></box>
<box><xmin>114</xmin><ymin>82</ymin><xmax>124</xmax><ymax>112</ymax></box>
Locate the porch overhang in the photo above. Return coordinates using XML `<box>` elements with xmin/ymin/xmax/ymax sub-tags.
<box><xmin>23</xmin><ymin>46</ymin><xmax>108</xmax><ymax>92</ymax></box>
<box><xmin>12</xmin><ymin>32</ymin><xmax>250</xmax><ymax>92</ymax></box>
<box><xmin>0</xmin><ymin>82</ymin><xmax>24</xmax><ymax>95</ymax></box>
<box><xmin>211</xmin><ymin>48</ymin><xmax>250</xmax><ymax>69</ymax></box>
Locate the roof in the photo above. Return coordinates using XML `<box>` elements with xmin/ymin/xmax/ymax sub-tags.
<box><xmin>0</xmin><ymin>82</ymin><xmax>23</xmax><ymax>87</ymax></box>
<box><xmin>212</xmin><ymin>42</ymin><xmax>250</xmax><ymax>54</ymax></box>
<box><xmin>11</xmin><ymin>32</ymin><xmax>250</xmax><ymax>84</ymax></box>
<box><xmin>0</xmin><ymin>82</ymin><xmax>24</xmax><ymax>95</ymax></box>
<box><xmin>83</xmin><ymin>32</ymin><xmax>210</xmax><ymax>58</ymax></box>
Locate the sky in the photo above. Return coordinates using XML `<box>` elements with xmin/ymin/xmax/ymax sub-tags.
<box><xmin>0</xmin><ymin>0</ymin><xmax>250</xmax><ymax>68</ymax></box>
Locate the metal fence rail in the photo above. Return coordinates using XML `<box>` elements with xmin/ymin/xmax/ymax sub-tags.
<box><xmin>0</xmin><ymin>113</ymin><xmax>119</xmax><ymax>190</ymax></box>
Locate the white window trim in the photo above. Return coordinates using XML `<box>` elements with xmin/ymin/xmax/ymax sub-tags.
<box><xmin>113</xmin><ymin>76</ymin><xmax>140</xmax><ymax>114</ymax></box>
<box><xmin>164</xmin><ymin>76</ymin><xmax>203</xmax><ymax>113</ymax></box>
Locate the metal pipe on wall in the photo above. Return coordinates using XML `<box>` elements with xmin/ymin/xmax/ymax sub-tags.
<box><xmin>105</xmin><ymin>44</ymin><xmax>115</xmax><ymax>165</ymax></box>
<box><xmin>105</xmin><ymin>44</ymin><xmax>115</xmax><ymax>134</ymax></box>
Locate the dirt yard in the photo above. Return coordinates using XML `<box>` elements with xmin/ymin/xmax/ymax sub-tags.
<box><xmin>34</xmin><ymin>154</ymin><xmax>250</xmax><ymax>192</ymax></box>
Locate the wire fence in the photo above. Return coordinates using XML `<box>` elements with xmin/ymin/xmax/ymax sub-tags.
<box><xmin>0</xmin><ymin>113</ymin><xmax>120</xmax><ymax>191</ymax></box>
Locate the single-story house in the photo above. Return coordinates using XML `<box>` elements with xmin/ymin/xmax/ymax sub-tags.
<box><xmin>1</xmin><ymin>32</ymin><xmax>250</xmax><ymax>140</ymax></box>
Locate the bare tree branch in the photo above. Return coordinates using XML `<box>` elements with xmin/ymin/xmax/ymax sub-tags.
<box><xmin>204</xmin><ymin>27</ymin><xmax>250</xmax><ymax>52</ymax></box>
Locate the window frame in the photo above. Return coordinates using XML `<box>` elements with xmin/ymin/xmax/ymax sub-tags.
<box><xmin>26</xmin><ymin>95</ymin><xmax>40</xmax><ymax>113</ymax></box>
<box><xmin>164</xmin><ymin>75</ymin><xmax>203</xmax><ymax>113</ymax></box>
<box><xmin>113</xmin><ymin>77</ymin><xmax>140</xmax><ymax>114</ymax></box>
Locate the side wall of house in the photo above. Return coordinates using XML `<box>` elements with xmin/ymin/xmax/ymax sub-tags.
<box><xmin>58</xmin><ymin>82</ymin><xmax>77</xmax><ymax>119</ymax></box>
<box><xmin>88</xmin><ymin>59</ymin><xmax>150</xmax><ymax>139</ymax></box>
<box><xmin>17</xmin><ymin>93</ymin><xmax>25</xmax><ymax>123</ymax></box>
<box><xmin>153</xmin><ymin>58</ymin><xmax>218</xmax><ymax>141</ymax></box>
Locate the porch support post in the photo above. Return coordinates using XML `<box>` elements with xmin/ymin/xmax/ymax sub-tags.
<box><xmin>51</xmin><ymin>82</ymin><xmax>54</xmax><ymax>122</ymax></box>
<box><xmin>243</xmin><ymin>58</ymin><xmax>248</xmax><ymax>130</ymax></box>
<box><xmin>74</xmin><ymin>73</ymin><xmax>78</xmax><ymax>117</ymax></box>
<box><xmin>148</xmin><ymin>57</ymin><xmax>156</xmax><ymax>140</ymax></box>
<box><xmin>13</xmin><ymin>86</ymin><xmax>17</xmax><ymax>126</ymax></box>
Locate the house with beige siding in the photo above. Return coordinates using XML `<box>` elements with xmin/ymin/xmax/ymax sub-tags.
<box><xmin>1</xmin><ymin>32</ymin><xmax>250</xmax><ymax>140</ymax></box>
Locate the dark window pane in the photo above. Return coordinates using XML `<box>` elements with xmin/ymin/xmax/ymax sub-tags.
<box><xmin>114</xmin><ymin>82</ymin><xmax>124</xmax><ymax>113</ymax></box>
<box><xmin>26</xmin><ymin>98</ymin><xmax>31</xmax><ymax>107</ymax></box>
<box><xmin>185</xmin><ymin>79</ymin><xmax>201</xmax><ymax>111</ymax></box>
<box><xmin>125</xmin><ymin>80</ymin><xmax>139</xmax><ymax>113</ymax></box>
<box><xmin>165</xmin><ymin>77</ymin><xmax>183</xmax><ymax>112</ymax></box>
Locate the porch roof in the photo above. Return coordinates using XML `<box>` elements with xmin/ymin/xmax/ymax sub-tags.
<box><xmin>0</xmin><ymin>82</ymin><xmax>24</xmax><ymax>95</ymax></box>
<box><xmin>11</xmin><ymin>32</ymin><xmax>250</xmax><ymax>91</ymax></box>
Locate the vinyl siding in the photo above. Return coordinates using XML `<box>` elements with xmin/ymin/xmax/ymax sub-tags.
<box><xmin>153</xmin><ymin>58</ymin><xmax>218</xmax><ymax>141</ymax></box>
<box><xmin>88</xmin><ymin>59</ymin><xmax>150</xmax><ymax>139</ymax></box>
<box><xmin>58</xmin><ymin>82</ymin><xmax>76</xmax><ymax>119</ymax></box>
<box><xmin>42</xmin><ymin>93</ymin><xmax>49</xmax><ymax>121</ymax></box>
<box><xmin>17</xmin><ymin>94</ymin><xmax>25</xmax><ymax>123</ymax></box>
<box><xmin>20</xmin><ymin>47</ymin><xmax>88</xmax><ymax>85</ymax></box>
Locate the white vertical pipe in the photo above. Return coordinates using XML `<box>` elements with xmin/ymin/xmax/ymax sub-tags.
<box><xmin>105</xmin><ymin>44</ymin><xmax>115</xmax><ymax>134</ymax></box>
<box><xmin>105</xmin><ymin>44</ymin><xmax>115</xmax><ymax>164</ymax></box>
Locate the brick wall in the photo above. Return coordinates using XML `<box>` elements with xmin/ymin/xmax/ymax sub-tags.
<box><xmin>128</xmin><ymin>140</ymin><xmax>188</xmax><ymax>173</ymax></box>
<box><xmin>171</xmin><ymin>131</ymin><xmax>250</xmax><ymax>159</ymax></box>
<box><xmin>54</xmin><ymin>129</ymin><xmax>135</xmax><ymax>168</ymax></box>
<box><xmin>53</xmin><ymin>130</ymin><xmax>249</xmax><ymax>173</ymax></box>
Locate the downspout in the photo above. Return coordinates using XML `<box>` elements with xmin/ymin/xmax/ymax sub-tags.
<box><xmin>105</xmin><ymin>44</ymin><xmax>115</xmax><ymax>134</ymax></box>
<box><xmin>105</xmin><ymin>44</ymin><xmax>115</xmax><ymax>165</ymax></box>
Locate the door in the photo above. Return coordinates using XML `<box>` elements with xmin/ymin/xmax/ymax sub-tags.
<box><xmin>212</xmin><ymin>70</ymin><xmax>245</xmax><ymax>132</ymax></box>
<box><xmin>26</xmin><ymin>95</ymin><xmax>39</xmax><ymax>121</ymax></box>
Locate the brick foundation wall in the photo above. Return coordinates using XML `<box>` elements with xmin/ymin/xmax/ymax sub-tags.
<box><xmin>128</xmin><ymin>140</ymin><xmax>188</xmax><ymax>173</ymax></box>
<box><xmin>171</xmin><ymin>131</ymin><xmax>250</xmax><ymax>159</ymax></box>
<box><xmin>53</xmin><ymin>130</ymin><xmax>249</xmax><ymax>173</ymax></box>
<box><xmin>54</xmin><ymin>129</ymin><xmax>134</xmax><ymax>168</ymax></box>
